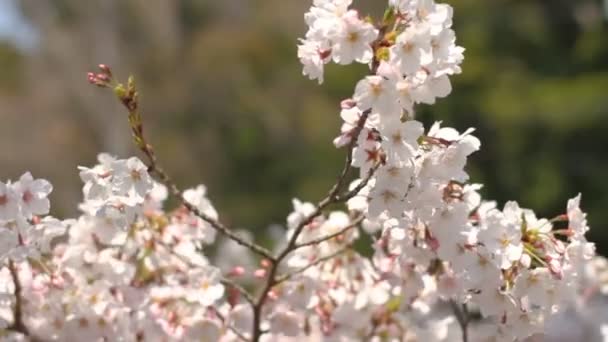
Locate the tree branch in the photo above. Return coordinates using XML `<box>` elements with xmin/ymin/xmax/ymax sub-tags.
<box><xmin>293</xmin><ymin>215</ymin><xmax>363</xmax><ymax>250</ymax></box>
<box><xmin>220</xmin><ymin>278</ymin><xmax>256</xmax><ymax>306</ymax></box>
<box><xmin>92</xmin><ymin>69</ymin><xmax>274</xmax><ymax>261</ymax></box>
<box><xmin>210</xmin><ymin>306</ymin><xmax>251</xmax><ymax>342</ymax></box>
<box><xmin>89</xmin><ymin>19</ymin><xmax>389</xmax><ymax>342</ymax></box>
<box><xmin>274</xmin><ymin>245</ymin><xmax>352</xmax><ymax>285</ymax></box>
<box><xmin>248</xmin><ymin>21</ymin><xmax>389</xmax><ymax>341</ymax></box>
<box><xmin>450</xmin><ymin>300</ymin><xmax>470</xmax><ymax>342</ymax></box>
<box><xmin>334</xmin><ymin>162</ymin><xmax>381</xmax><ymax>203</ymax></box>
<box><xmin>249</xmin><ymin>109</ymin><xmax>371</xmax><ymax>341</ymax></box>
<box><xmin>7</xmin><ymin>260</ymin><xmax>30</xmax><ymax>337</ymax></box>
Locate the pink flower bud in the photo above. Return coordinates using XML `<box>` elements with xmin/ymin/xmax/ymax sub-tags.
<box><xmin>254</xmin><ymin>269</ymin><xmax>267</xmax><ymax>278</ymax></box>
<box><xmin>96</xmin><ymin>73</ymin><xmax>110</xmax><ymax>82</ymax></box>
<box><xmin>340</xmin><ymin>98</ymin><xmax>357</xmax><ymax>109</ymax></box>
<box><xmin>426</xmin><ymin>234</ymin><xmax>440</xmax><ymax>251</ymax></box>
<box><xmin>553</xmin><ymin>239</ymin><xmax>566</xmax><ymax>254</ymax></box>
<box><xmin>228</xmin><ymin>287</ymin><xmax>240</xmax><ymax>307</ymax></box>
<box><xmin>98</xmin><ymin>64</ymin><xmax>110</xmax><ymax>72</ymax></box>
<box><xmin>98</xmin><ymin>64</ymin><xmax>113</xmax><ymax>78</ymax></box>
<box><xmin>547</xmin><ymin>258</ymin><xmax>563</xmax><ymax>280</ymax></box>
<box><xmin>228</xmin><ymin>266</ymin><xmax>246</xmax><ymax>277</ymax></box>
<box><xmin>268</xmin><ymin>289</ymin><xmax>279</xmax><ymax>300</ymax></box>
<box><xmin>319</xmin><ymin>49</ymin><xmax>332</xmax><ymax>60</ymax></box>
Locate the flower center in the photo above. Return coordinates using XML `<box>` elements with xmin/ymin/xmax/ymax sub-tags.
<box><xmin>131</xmin><ymin>169</ymin><xmax>141</xmax><ymax>181</ymax></box>
<box><xmin>22</xmin><ymin>190</ymin><xmax>33</xmax><ymax>203</ymax></box>
<box><xmin>403</xmin><ymin>42</ymin><xmax>414</xmax><ymax>54</ymax></box>
<box><xmin>370</xmin><ymin>82</ymin><xmax>383</xmax><ymax>96</ymax></box>
<box><xmin>381</xmin><ymin>190</ymin><xmax>396</xmax><ymax>204</ymax></box>
<box><xmin>392</xmin><ymin>132</ymin><xmax>403</xmax><ymax>143</ymax></box>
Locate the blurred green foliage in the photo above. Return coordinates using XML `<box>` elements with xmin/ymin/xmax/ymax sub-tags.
<box><xmin>2</xmin><ymin>0</ymin><xmax>607</xmax><ymax>253</ymax></box>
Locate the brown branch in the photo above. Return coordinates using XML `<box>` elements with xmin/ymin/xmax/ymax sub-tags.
<box><xmin>138</xmin><ymin>136</ymin><xmax>273</xmax><ymax>260</ymax></box>
<box><xmin>7</xmin><ymin>260</ymin><xmax>30</xmax><ymax>337</ymax></box>
<box><xmin>293</xmin><ymin>215</ymin><xmax>363</xmax><ymax>250</ymax></box>
<box><xmin>93</xmin><ymin>70</ymin><xmax>274</xmax><ymax>261</ymax></box>
<box><xmin>155</xmin><ymin>238</ymin><xmax>256</xmax><ymax>306</ymax></box>
<box><xmin>220</xmin><ymin>278</ymin><xmax>255</xmax><ymax>306</ymax></box>
<box><xmin>90</xmin><ymin>17</ymin><xmax>391</xmax><ymax>342</ymax></box>
<box><xmin>450</xmin><ymin>300</ymin><xmax>470</xmax><ymax>342</ymax></box>
<box><xmin>334</xmin><ymin>162</ymin><xmax>381</xmax><ymax>203</ymax></box>
<box><xmin>249</xmin><ymin>109</ymin><xmax>371</xmax><ymax>341</ymax></box>
<box><xmin>248</xmin><ymin>21</ymin><xmax>390</xmax><ymax>341</ymax></box>
<box><xmin>211</xmin><ymin>306</ymin><xmax>251</xmax><ymax>342</ymax></box>
<box><xmin>274</xmin><ymin>245</ymin><xmax>352</xmax><ymax>285</ymax></box>
<box><xmin>155</xmin><ymin>166</ymin><xmax>274</xmax><ymax>260</ymax></box>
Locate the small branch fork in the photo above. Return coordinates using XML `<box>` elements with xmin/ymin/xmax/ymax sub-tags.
<box><xmin>248</xmin><ymin>21</ymin><xmax>389</xmax><ymax>340</ymax></box>
<box><xmin>6</xmin><ymin>260</ymin><xmax>33</xmax><ymax>339</ymax></box>
<box><xmin>88</xmin><ymin>17</ymin><xmax>390</xmax><ymax>342</ymax></box>
<box><xmin>450</xmin><ymin>300</ymin><xmax>470</xmax><ymax>342</ymax></box>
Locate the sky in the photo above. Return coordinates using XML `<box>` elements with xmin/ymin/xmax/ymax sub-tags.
<box><xmin>0</xmin><ymin>0</ymin><xmax>37</xmax><ymax>50</ymax></box>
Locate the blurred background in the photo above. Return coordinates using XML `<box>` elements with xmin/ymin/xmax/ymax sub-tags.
<box><xmin>0</xmin><ymin>0</ymin><xmax>607</xmax><ymax>253</ymax></box>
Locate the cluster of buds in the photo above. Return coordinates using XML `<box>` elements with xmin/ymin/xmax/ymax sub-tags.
<box><xmin>86</xmin><ymin>64</ymin><xmax>113</xmax><ymax>87</ymax></box>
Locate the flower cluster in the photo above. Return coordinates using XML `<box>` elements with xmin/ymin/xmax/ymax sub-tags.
<box><xmin>0</xmin><ymin>156</ymin><xmax>234</xmax><ymax>340</ymax></box>
<box><xmin>0</xmin><ymin>0</ymin><xmax>601</xmax><ymax>341</ymax></box>
<box><xmin>0</xmin><ymin>172</ymin><xmax>64</xmax><ymax>263</ymax></box>
<box><xmin>291</xmin><ymin>0</ymin><xmax>596</xmax><ymax>340</ymax></box>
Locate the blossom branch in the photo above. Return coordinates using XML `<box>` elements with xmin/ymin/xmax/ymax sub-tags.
<box><xmin>210</xmin><ymin>307</ymin><xmax>250</xmax><ymax>342</ymax></box>
<box><xmin>274</xmin><ymin>245</ymin><xmax>353</xmax><ymax>285</ymax></box>
<box><xmin>334</xmin><ymin>161</ymin><xmax>381</xmax><ymax>202</ymax></box>
<box><xmin>249</xmin><ymin>22</ymin><xmax>389</xmax><ymax>341</ymax></box>
<box><xmin>156</xmin><ymin>238</ymin><xmax>256</xmax><ymax>306</ymax></box>
<box><xmin>249</xmin><ymin>110</ymin><xmax>371</xmax><ymax>341</ymax></box>
<box><xmin>293</xmin><ymin>215</ymin><xmax>363</xmax><ymax>249</ymax></box>
<box><xmin>220</xmin><ymin>278</ymin><xmax>256</xmax><ymax>306</ymax></box>
<box><xmin>450</xmin><ymin>300</ymin><xmax>470</xmax><ymax>342</ymax></box>
<box><xmin>88</xmin><ymin>67</ymin><xmax>274</xmax><ymax>261</ymax></box>
<box><xmin>7</xmin><ymin>260</ymin><xmax>30</xmax><ymax>337</ymax></box>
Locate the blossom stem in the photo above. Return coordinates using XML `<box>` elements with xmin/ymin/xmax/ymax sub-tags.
<box><xmin>210</xmin><ymin>306</ymin><xmax>250</xmax><ymax>342</ymax></box>
<box><xmin>7</xmin><ymin>260</ymin><xmax>30</xmax><ymax>337</ymax></box>
<box><xmin>220</xmin><ymin>278</ymin><xmax>256</xmax><ymax>306</ymax></box>
<box><xmin>250</xmin><ymin>108</ymin><xmax>373</xmax><ymax>341</ymax></box>
<box><xmin>102</xmin><ymin>75</ymin><xmax>275</xmax><ymax>261</ymax></box>
<box><xmin>334</xmin><ymin>161</ymin><xmax>381</xmax><ymax>202</ymax></box>
<box><xmin>250</xmin><ymin>25</ymin><xmax>389</xmax><ymax>341</ymax></box>
<box><xmin>274</xmin><ymin>245</ymin><xmax>352</xmax><ymax>285</ymax></box>
<box><xmin>450</xmin><ymin>300</ymin><xmax>469</xmax><ymax>342</ymax></box>
<box><xmin>524</xmin><ymin>243</ymin><xmax>547</xmax><ymax>267</ymax></box>
<box><xmin>293</xmin><ymin>215</ymin><xmax>363</xmax><ymax>249</ymax></box>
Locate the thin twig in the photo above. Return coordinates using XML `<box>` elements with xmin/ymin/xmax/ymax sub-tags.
<box><xmin>158</xmin><ymin>239</ymin><xmax>256</xmax><ymax>306</ymax></box>
<box><xmin>334</xmin><ymin>162</ymin><xmax>381</xmax><ymax>203</ymax></box>
<box><xmin>450</xmin><ymin>300</ymin><xmax>469</xmax><ymax>342</ymax></box>
<box><xmin>92</xmin><ymin>19</ymin><xmax>389</xmax><ymax>342</ymax></box>
<box><xmin>211</xmin><ymin>306</ymin><xmax>251</xmax><ymax>342</ymax></box>
<box><xmin>220</xmin><ymin>278</ymin><xmax>256</xmax><ymax>306</ymax></box>
<box><xmin>103</xmin><ymin>77</ymin><xmax>274</xmax><ymax>261</ymax></box>
<box><xmin>249</xmin><ymin>110</ymin><xmax>371</xmax><ymax>341</ymax></box>
<box><xmin>293</xmin><ymin>215</ymin><xmax>363</xmax><ymax>250</ymax></box>
<box><xmin>274</xmin><ymin>246</ymin><xmax>352</xmax><ymax>285</ymax></box>
<box><xmin>249</xmin><ymin>21</ymin><xmax>389</xmax><ymax>340</ymax></box>
<box><xmin>7</xmin><ymin>260</ymin><xmax>30</xmax><ymax>336</ymax></box>
<box><xmin>149</xmin><ymin>160</ymin><xmax>274</xmax><ymax>261</ymax></box>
